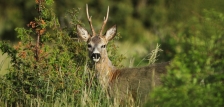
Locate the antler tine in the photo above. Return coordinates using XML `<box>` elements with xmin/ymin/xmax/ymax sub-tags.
<box><xmin>99</xmin><ymin>6</ymin><xmax>109</xmax><ymax>36</ymax></box>
<box><xmin>86</xmin><ymin>4</ymin><xmax>96</xmax><ymax>36</ymax></box>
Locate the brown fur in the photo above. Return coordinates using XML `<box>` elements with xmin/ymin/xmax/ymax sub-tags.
<box><xmin>108</xmin><ymin>62</ymin><xmax>170</xmax><ymax>104</ymax></box>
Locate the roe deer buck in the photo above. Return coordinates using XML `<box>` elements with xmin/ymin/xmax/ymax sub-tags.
<box><xmin>77</xmin><ymin>4</ymin><xmax>170</xmax><ymax>105</ymax></box>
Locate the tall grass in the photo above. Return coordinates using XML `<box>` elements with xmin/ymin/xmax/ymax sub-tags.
<box><xmin>0</xmin><ymin>51</ymin><xmax>11</xmax><ymax>75</ymax></box>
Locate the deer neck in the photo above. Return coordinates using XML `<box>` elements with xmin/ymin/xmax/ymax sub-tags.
<box><xmin>94</xmin><ymin>52</ymin><xmax>116</xmax><ymax>88</ymax></box>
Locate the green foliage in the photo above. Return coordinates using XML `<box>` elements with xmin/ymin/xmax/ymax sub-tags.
<box><xmin>1</xmin><ymin>5</ymin><xmax>82</xmax><ymax>107</ymax></box>
<box><xmin>146</xmin><ymin>10</ymin><xmax>224</xmax><ymax>107</ymax></box>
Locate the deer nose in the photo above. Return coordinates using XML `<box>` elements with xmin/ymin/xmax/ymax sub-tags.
<box><xmin>91</xmin><ymin>53</ymin><xmax>101</xmax><ymax>62</ymax></box>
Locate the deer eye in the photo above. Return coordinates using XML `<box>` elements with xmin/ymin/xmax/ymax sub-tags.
<box><xmin>87</xmin><ymin>44</ymin><xmax>92</xmax><ymax>48</ymax></box>
<box><xmin>101</xmin><ymin>45</ymin><xmax>106</xmax><ymax>48</ymax></box>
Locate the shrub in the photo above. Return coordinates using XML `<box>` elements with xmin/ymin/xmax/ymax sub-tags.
<box><xmin>146</xmin><ymin>10</ymin><xmax>224</xmax><ymax>107</ymax></box>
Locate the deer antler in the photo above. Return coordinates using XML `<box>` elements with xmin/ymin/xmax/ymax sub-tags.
<box><xmin>86</xmin><ymin>4</ymin><xmax>96</xmax><ymax>36</ymax></box>
<box><xmin>99</xmin><ymin>6</ymin><xmax>109</xmax><ymax>36</ymax></box>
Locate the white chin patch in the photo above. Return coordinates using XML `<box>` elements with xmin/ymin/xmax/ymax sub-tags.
<box><xmin>93</xmin><ymin>58</ymin><xmax>100</xmax><ymax>62</ymax></box>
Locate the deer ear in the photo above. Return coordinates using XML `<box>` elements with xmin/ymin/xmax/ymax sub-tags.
<box><xmin>105</xmin><ymin>25</ymin><xmax>117</xmax><ymax>41</ymax></box>
<box><xmin>77</xmin><ymin>25</ymin><xmax>91</xmax><ymax>42</ymax></box>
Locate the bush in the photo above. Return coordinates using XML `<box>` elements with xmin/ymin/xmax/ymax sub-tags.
<box><xmin>146</xmin><ymin>10</ymin><xmax>224</xmax><ymax>107</ymax></box>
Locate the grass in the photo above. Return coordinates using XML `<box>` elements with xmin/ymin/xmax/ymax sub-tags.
<box><xmin>0</xmin><ymin>51</ymin><xmax>11</xmax><ymax>75</ymax></box>
<box><xmin>117</xmin><ymin>41</ymin><xmax>154</xmax><ymax>67</ymax></box>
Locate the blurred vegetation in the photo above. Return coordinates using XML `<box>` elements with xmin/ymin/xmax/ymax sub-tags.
<box><xmin>0</xmin><ymin>0</ymin><xmax>224</xmax><ymax>106</ymax></box>
<box><xmin>1</xmin><ymin>0</ymin><xmax>224</xmax><ymax>65</ymax></box>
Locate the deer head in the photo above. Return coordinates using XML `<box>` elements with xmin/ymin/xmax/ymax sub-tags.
<box><xmin>77</xmin><ymin>4</ymin><xmax>117</xmax><ymax>62</ymax></box>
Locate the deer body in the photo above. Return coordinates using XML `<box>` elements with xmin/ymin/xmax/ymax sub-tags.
<box><xmin>110</xmin><ymin>63</ymin><xmax>169</xmax><ymax>102</ymax></box>
<box><xmin>77</xmin><ymin>4</ymin><xmax>169</xmax><ymax>105</ymax></box>
<box><xmin>94</xmin><ymin>47</ymin><xmax>169</xmax><ymax>102</ymax></box>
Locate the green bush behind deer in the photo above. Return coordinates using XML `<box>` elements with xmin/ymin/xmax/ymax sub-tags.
<box><xmin>146</xmin><ymin>10</ymin><xmax>224</xmax><ymax>107</ymax></box>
